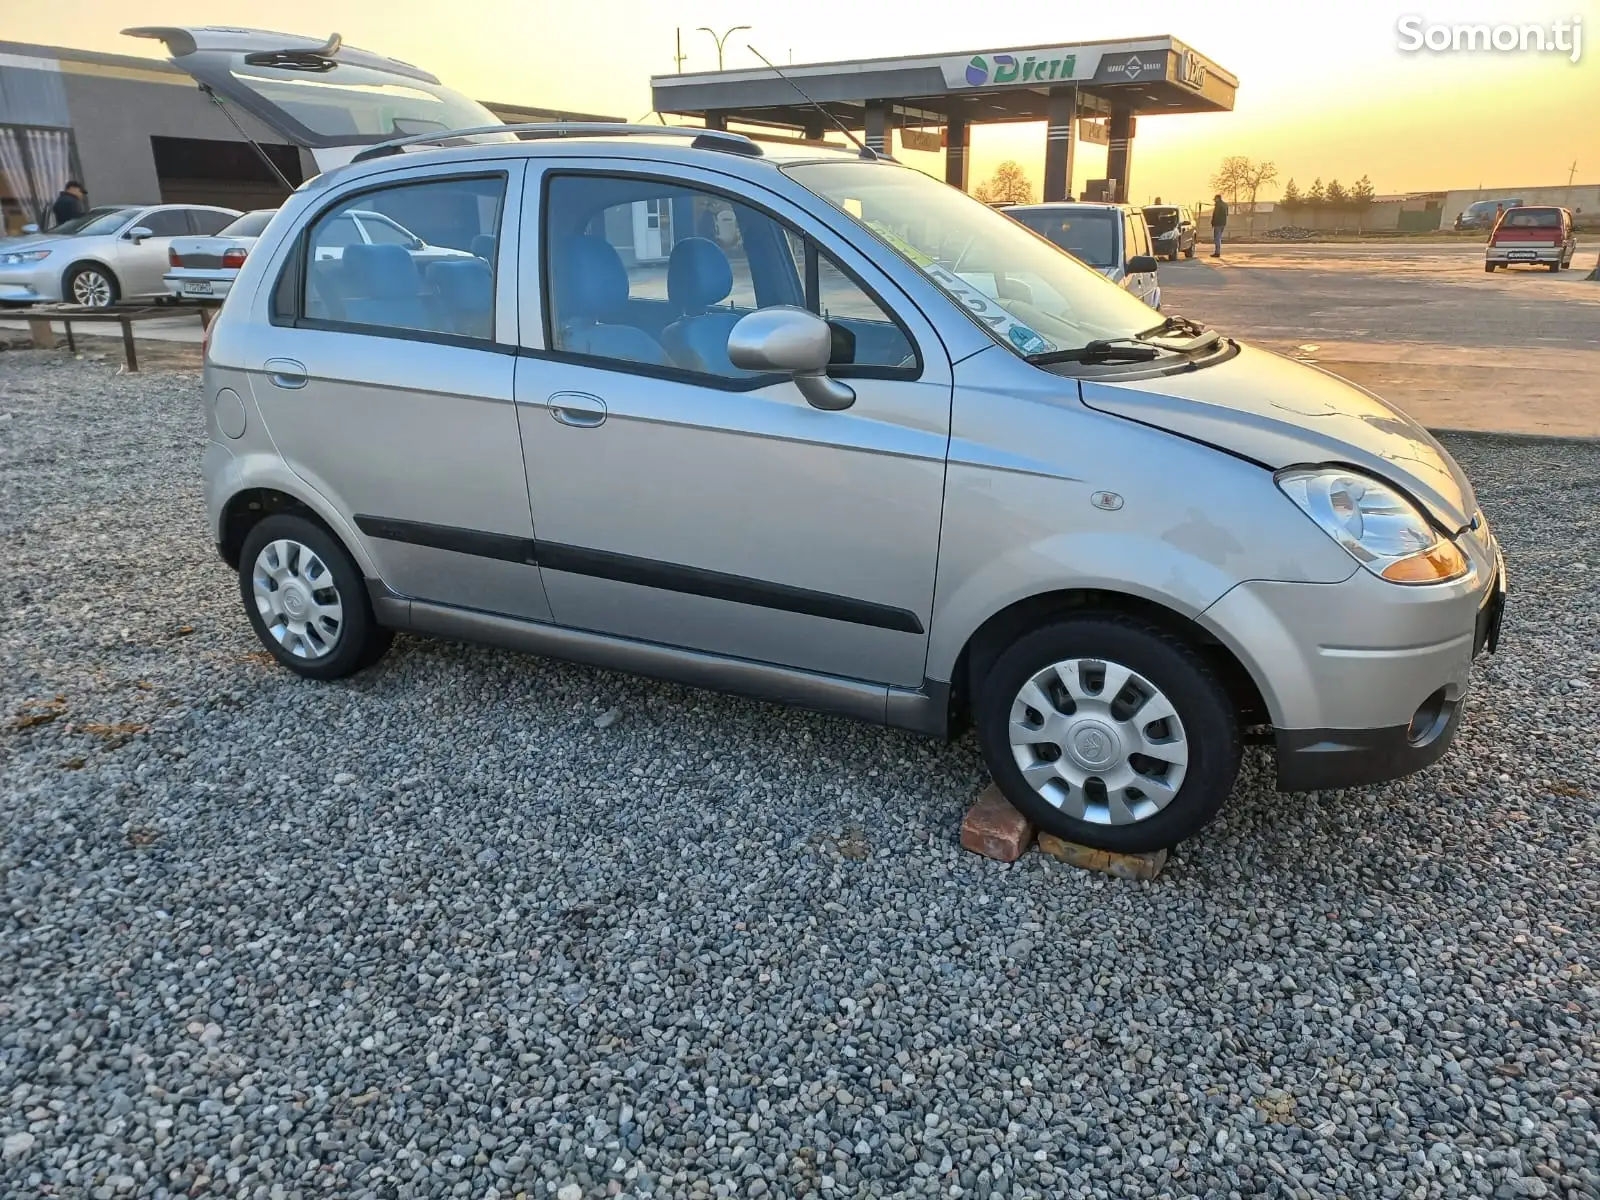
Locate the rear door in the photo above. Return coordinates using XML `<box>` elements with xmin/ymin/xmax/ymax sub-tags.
<box><xmin>235</xmin><ymin>159</ymin><xmax>549</xmax><ymax>619</ymax></box>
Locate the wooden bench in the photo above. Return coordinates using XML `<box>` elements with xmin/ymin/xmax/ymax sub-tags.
<box><xmin>25</xmin><ymin>304</ymin><xmax>210</xmax><ymax>373</ymax></box>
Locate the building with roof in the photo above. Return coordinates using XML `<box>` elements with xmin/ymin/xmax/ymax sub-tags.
<box><xmin>651</xmin><ymin>36</ymin><xmax>1238</xmax><ymax>204</ymax></box>
<box><xmin>0</xmin><ymin>39</ymin><xmax>618</xmax><ymax>234</ymax></box>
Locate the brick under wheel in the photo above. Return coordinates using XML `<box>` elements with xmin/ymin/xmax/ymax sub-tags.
<box><xmin>238</xmin><ymin>513</ymin><xmax>393</xmax><ymax>681</ymax></box>
<box><xmin>975</xmin><ymin>615</ymin><xmax>1241</xmax><ymax>854</ymax></box>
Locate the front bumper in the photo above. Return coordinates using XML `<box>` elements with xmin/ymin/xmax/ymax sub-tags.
<box><xmin>0</xmin><ymin>262</ymin><xmax>60</xmax><ymax>303</ymax></box>
<box><xmin>1201</xmin><ymin>524</ymin><xmax>1506</xmax><ymax>792</ymax></box>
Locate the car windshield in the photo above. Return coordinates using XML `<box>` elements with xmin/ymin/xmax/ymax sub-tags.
<box><xmin>50</xmin><ymin>207</ymin><xmax>135</xmax><ymax>237</ymax></box>
<box><xmin>219</xmin><ymin>211</ymin><xmax>276</xmax><ymax>238</ymax></box>
<box><xmin>787</xmin><ymin>163</ymin><xmax>1161</xmax><ymax>358</ymax></box>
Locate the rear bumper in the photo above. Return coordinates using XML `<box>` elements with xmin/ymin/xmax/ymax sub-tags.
<box><xmin>164</xmin><ymin>269</ymin><xmax>235</xmax><ymax>300</ymax></box>
<box><xmin>1487</xmin><ymin>247</ymin><xmax>1562</xmax><ymax>265</ymax></box>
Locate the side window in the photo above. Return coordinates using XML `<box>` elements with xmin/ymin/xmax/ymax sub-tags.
<box><xmin>1125</xmin><ymin>213</ymin><xmax>1150</xmax><ymax>262</ymax></box>
<box><xmin>298</xmin><ymin>175</ymin><xmax>505</xmax><ymax>342</ymax></box>
<box><xmin>543</xmin><ymin>173</ymin><xmax>916</xmax><ymax>381</ymax></box>
<box><xmin>783</xmin><ymin>230</ymin><xmax>916</xmax><ymax>370</ymax></box>
<box><xmin>543</xmin><ymin>174</ymin><xmax>783</xmax><ymax>378</ymax></box>
<box><xmin>187</xmin><ymin>209</ymin><xmax>234</xmax><ymax>235</ymax></box>
<box><xmin>139</xmin><ymin>210</ymin><xmax>191</xmax><ymax>237</ymax></box>
<box><xmin>353</xmin><ymin>214</ymin><xmax>418</xmax><ymax>247</ymax></box>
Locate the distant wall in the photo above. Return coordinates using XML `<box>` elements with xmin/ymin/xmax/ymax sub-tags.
<box><xmin>1443</xmin><ymin>184</ymin><xmax>1600</xmax><ymax>224</ymax></box>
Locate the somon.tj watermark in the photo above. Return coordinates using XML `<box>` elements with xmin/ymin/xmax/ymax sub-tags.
<box><xmin>1397</xmin><ymin>15</ymin><xmax>1583</xmax><ymax>61</ymax></box>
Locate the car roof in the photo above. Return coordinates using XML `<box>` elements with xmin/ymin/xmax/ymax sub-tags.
<box><xmin>1008</xmin><ymin>202</ymin><xmax>1127</xmax><ymax>212</ymax></box>
<box><xmin>309</xmin><ymin>130</ymin><xmax>874</xmax><ymax>195</ymax></box>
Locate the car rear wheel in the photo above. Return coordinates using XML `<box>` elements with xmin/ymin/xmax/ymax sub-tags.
<box><xmin>1484</xmin><ymin>263</ymin><xmax>1497</xmax><ymax>273</ymax></box>
<box><xmin>238</xmin><ymin>514</ymin><xmax>392</xmax><ymax>681</ymax></box>
<box><xmin>66</xmin><ymin>265</ymin><xmax>119</xmax><ymax>308</ymax></box>
<box><xmin>975</xmin><ymin>615</ymin><xmax>1241</xmax><ymax>854</ymax></box>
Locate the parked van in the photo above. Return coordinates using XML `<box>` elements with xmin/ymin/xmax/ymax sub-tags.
<box><xmin>1003</xmin><ymin>203</ymin><xmax>1162</xmax><ymax>308</ymax></box>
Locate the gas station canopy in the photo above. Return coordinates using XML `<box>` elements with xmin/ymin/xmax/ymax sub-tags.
<box><xmin>651</xmin><ymin>35</ymin><xmax>1237</xmax><ymax>202</ymax></box>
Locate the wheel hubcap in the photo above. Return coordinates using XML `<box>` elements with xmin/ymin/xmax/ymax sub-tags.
<box><xmin>73</xmin><ymin>271</ymin><xmax>112</xmax><ymax>307</ymax></box>
<box><xmin>251</xmin><ymin>539</ymin><xmax>343</xmax><ymax>659</ymax></box>
<box><xmin>1008</xmin><ymin>657</ymin><xmax>1189</xmax><ymax>826</ymax></box>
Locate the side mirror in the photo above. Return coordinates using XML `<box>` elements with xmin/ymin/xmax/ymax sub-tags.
<box><xmin>727</xmin><ymin>306</ymin><xmax>855</xmax><ymax>411</ymax></box>
<box><xmin>1127</xmin><ymin>255</ymin><xmax>1160</xmax><ymax>274</ymax></box>
<box><xmin>127</xmin><ymin>226</ymin><xmax>154</xmax><ymax>244</ymax></box>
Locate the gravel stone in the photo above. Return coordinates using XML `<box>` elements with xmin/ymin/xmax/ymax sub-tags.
<box><xmin>1</xmin><ymin>357</ymin><xmax>1597</xmax><ymax>1200</ymax></box>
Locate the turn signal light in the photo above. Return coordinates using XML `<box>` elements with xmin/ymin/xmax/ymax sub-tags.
<box><xmin>1379</xmin><ymin>541</ymin><xmax>1468</xmax><ymax>584</ymax></box>
<box><xmin>168</xmin><ymin>247</ymin><xmax>183</xmax><ymax>268</ymax></box>
<box><xmin>221</xmin><ymin>248</ymin><xmax>248</xmax><ymax>269</ymax></box>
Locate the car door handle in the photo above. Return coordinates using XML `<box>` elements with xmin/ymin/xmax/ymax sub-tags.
<box><xmin>264</xmin><ymin>358</ymin><xmax>307</xmax><ymax>389</ymax></box>
<box><xmin>550</xmin><ymin>391</ymin><xmax>607</xmax><ymax>428</ymax></box>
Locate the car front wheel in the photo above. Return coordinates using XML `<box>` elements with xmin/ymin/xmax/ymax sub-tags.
<box><xmin>66</xmin><ymin>265</ymin><xmax>119</xmax><ymax>308</ymax></box>
<box><xmin>975</xmin><ymin>615</ymin><xmax>1241</xmax><ymax>854</ymax></box>
<box><xmin>238</xmin><ymin>514</ymin><xmax>393</xmax><ymax>680</ymax></box>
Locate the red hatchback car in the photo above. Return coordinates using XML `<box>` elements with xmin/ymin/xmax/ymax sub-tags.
<box><xmin>1484</xmin><ymin>206</ymin><xmax>1579</xmax><ymax>272</ymax></box>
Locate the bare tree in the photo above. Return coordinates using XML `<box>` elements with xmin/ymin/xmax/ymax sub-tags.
<box><xmin>1211</xmin><ymin>157</ymin><xmax>1279</xmax><ymax>232</ymax></box>
<box><xmin>973</xmin><ymin>161</ymin><xmax>1036</xmax><ymax>206</ymax></box>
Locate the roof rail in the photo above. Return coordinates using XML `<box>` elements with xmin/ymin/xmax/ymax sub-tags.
<box><xmin>350</xmin><ymin>122</ymin><xmax>764</xmax><ymax>164</ymax></box>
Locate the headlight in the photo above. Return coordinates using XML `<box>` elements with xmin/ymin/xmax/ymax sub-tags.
<box><xmin>1277</xmin><ymin>467</ymin><xmax>1468</xmax><ymax>584</ymax></box>
<box><xmin>2</xmin><ymin>250</ymin><xmax>51</xmax><ymax>265</ymax></box>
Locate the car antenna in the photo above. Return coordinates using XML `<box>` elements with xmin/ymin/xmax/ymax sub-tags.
<box><xmin>744</xmin><ymin>44</ymin><xmax>880</xmax><ymax>160</ymax></box>
<box><xmin>197</xmin><ymin>84</ymin><xmax>296</xmax><ymax>192</ymax></box>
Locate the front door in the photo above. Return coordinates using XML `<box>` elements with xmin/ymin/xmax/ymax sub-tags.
<box><xmin>117</xmin><ymin>207</ymin><xmax>193</xmax><ymax>296</ymax></box>
<box><xmin>513</xmin><ymin>165</ymin><xmax>952</xmax><ymax>688</ymax></box>
<box><xmin>238</xmin><ymin>164</ymin><xmax>550</xmax><ymax>621</ymax></box>
<box><xmin>1122</xmin><ymin>210</ymin><xmax>1159</xmax><ymax>306</ymax></box>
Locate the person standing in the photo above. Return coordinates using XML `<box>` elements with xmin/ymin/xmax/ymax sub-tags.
<box><xmin>50</xmin><ymin>181</ymin><xmax>87</xmax><ymax>227</ymax></box>
<box><xmin>1210</xmin><ymin>193</ymin><xmax>1229</xmax><ymax>257</ymax></box>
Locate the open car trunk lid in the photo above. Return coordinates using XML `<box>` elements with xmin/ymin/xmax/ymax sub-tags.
<box><xmin>123</xmin><ymin>26</ymin><xmax>514</xmax><ymax>172</ymax></box>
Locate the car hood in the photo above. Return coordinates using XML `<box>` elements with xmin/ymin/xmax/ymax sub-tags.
<box><xmin>0</xmin><ymin>233</ymin><xmax>64</xmax><ymax>252</ymax></box>
<box><xmin>1078</xmin><ymin>341</ymin><xmax>1479</xmax><ymax>530</ymax></box>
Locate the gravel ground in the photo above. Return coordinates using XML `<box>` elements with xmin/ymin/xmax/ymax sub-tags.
<box><xmin>1</xmin><ymin>351</ymin><xmax>1596</xmax><ymax>1200</ymax></box>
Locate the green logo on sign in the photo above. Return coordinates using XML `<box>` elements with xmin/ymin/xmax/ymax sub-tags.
<box><xmin>964</xmin><ymin>51</ymin><xmax>1076</xmax><ymax>86</ymax></box>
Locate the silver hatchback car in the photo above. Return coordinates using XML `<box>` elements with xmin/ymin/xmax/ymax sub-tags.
<box><xmin>202</xmin><ymin>124</ymin><xmax>1506</xmax><ymax>853</ymax></box>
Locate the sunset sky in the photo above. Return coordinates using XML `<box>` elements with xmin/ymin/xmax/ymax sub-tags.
<box><xmin>10</xmin><ymin>0</ymin><xmax>1595</xmax><ymax>205</ymax></box>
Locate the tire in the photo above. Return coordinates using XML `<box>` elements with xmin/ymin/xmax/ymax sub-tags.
<box><xmin>975</xmin><ymin>615</ymin><xmax>1241</xmax><ymax>853</ymax></box>
<box><xmin>1184</xmin><ymin>243</ymin><xmax>1196</xmax><ymax>259</ymax></box>
<box><xmin>65</xmin><ymin>264</ymin><xmax>119</xmax><ymax>308</ymax></box>
<box><xmin>1484</xmin><ymin>263</ymin><xmax>1496</xmax><ymax>273</ymax></box>
<box><xmin>1550</xmin><ymin>261</ymin><xmax>1563</xmax><ymax>272</ymax></box>
<box><xmin>1168</xmin><ymin>248</ymin><xmax>1179</xmax><ymax>262</ymax></box>
<box><xmin>238</xmin><ymin>513</ymin><xmax>392</xmax><ymax>681</ymax></box>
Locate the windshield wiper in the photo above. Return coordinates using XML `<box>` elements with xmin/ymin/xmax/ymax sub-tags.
<box><xmin>1137</xmin><ymin>314</ymin><xmax>1224</xmax><ymax>353</ymax></box>
<box><xmin>1139</xmin><ymin>313</ymin><xmax>1207</xmax><ymax>339</ymax></box>
<box><xmin>1026</xmin><ymin>337</ymin><xmax>1163</xmax><ymax>365</ymax></box>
